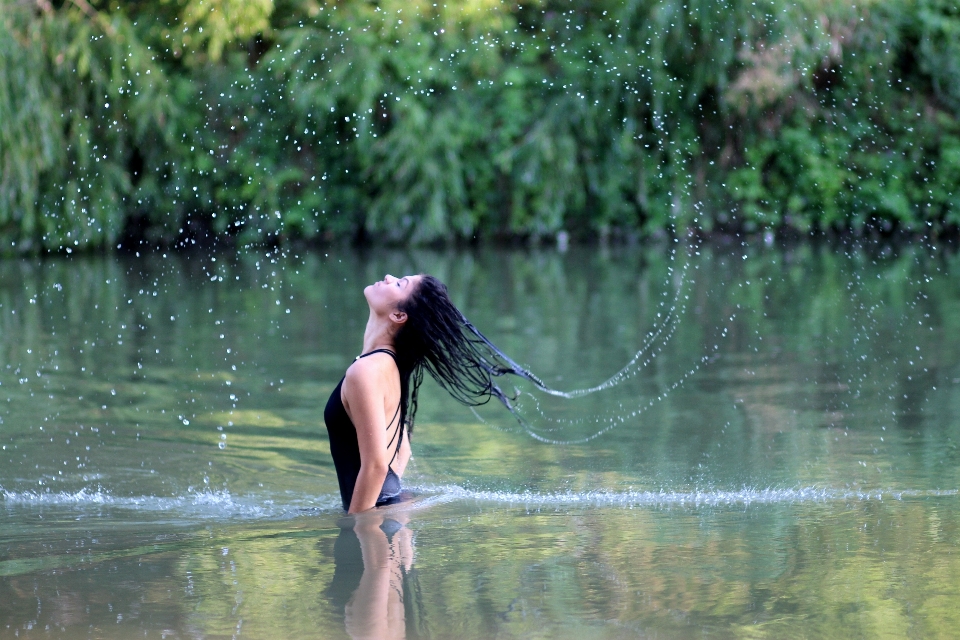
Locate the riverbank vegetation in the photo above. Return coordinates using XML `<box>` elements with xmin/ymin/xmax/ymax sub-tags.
<box><xmin>1</xmin><ymin>0</ymin><xmax>958</xmax><ymax>252</ymax></box>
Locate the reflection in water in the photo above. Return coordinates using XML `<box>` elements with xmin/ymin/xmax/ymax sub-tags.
<box><xmin>328</xmin><ymin>511</ymin><xmax>425</xmax><ymax>640</ymax></box>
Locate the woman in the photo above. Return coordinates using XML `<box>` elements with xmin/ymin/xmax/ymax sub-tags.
<box><xmin>324</xmin><ymin>273</ymin><xmax>543</xmax><ymax>513</ymax></box>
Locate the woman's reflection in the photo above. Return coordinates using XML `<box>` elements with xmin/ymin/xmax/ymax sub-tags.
<box><xmin>327</xmin><ymin>511</ymin><xmax>425</xmax><ymax>639</ymax></box>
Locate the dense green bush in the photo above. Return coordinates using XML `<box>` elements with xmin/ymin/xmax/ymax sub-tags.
<box><xmin>1</xmin><ymin>0</ymin><xmax>958</xmax><ymax>252</ymax></box>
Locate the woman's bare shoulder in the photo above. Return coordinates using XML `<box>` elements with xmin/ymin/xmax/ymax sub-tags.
<box><xmin>344</xmin><ymin>352</ymin><xmax>398</xmax><ymax>386</ymax></box>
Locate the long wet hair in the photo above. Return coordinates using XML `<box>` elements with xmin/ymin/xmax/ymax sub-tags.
<box><xmin>392</xmin><ymin>275</ymin><xmax>545</xmax><ymax>434</ymax></box>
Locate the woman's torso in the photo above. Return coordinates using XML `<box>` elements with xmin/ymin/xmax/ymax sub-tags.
<box><xmin>323</xmin><ymin>350</ymin><xmax>404</xmax><ymax>511</ymax></box>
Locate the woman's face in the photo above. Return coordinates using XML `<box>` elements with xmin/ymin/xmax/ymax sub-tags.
<box><xmin>364</xmin><ymin>274</ymin><xmax>421</xmax><ymax>316</ymax></box>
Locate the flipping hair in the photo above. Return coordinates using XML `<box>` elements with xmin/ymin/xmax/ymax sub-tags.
<box><xmin>392</xmin><ymin>275</ymin><xmax>545</xmax><ymax>434</ymax></box>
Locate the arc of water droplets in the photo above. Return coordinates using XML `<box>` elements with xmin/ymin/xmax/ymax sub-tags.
<box><xmin>467</xmin><ymin>232</ymin><xmax>739</xmax><ymax>444</ymax></box>
<box><xmin>473</xmin><ymin>318</ymin><xmax>732</xmax><ymax>445</ymax></box>
<box><xmin>534</xmin><ymin>251</ymin><xmax>691</xmax><ymax>399</ymax></box>
<box><xmin>512</xmin><ymin>260</ymin><xmax>721</xmax><ymax>435</ymax></box>
<box><xmin>515</xmin><ymin>325</ymin><xmax>731</xmax><ymax>445</ymax></box>
<box><xmin>476</xmin><ymin>230</ymin><xmax>696</xmax><ymax>401</ymax></box>
<box><xmin>527</xmin><ymin>259</ymin><xmax>693</xmax><ymax>407</ymax></box>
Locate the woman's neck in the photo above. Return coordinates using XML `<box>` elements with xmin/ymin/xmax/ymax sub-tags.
<box><xmin>361</xmin><ymin>313</ymin><xmax>396</xmax><ymax>355</ymax></box>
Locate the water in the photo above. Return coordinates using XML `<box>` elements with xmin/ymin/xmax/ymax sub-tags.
<box><xmin>1</xmin><ymin>241</ymin><xmax>958</xmax><ymax>638</ymax></box>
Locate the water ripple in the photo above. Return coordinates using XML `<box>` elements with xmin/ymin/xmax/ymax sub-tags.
<box><xmin>0</xmin><ymin>487</ymin><xmax>341</xmax><ymax>520</ymax></box>
<box><xmin>416</xmin><ymin>485</ymin><xmax>959</xmax><ymax>507</ymax></box>
<box><xmin>1</xmin><ymin>486</ymin><xmax>955</xmax><ymax>521</ymax></box>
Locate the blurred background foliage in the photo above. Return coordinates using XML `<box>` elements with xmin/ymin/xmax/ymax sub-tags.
<box><xmin>1</xmin><ymin>0</ymin><xmax>959</xmax><ymax>252</ymax></box>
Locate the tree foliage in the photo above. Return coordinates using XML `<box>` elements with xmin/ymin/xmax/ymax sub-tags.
<box><xmin>1</xmin><ymin>0</ymin><xmax>958</xmax><ymax>252</ymax></box>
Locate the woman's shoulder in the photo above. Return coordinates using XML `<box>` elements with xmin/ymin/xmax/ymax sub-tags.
<box><xmin>345</xmin><ymin>352</ymin><xmax>399</xmax><ymax>384</ymax></box>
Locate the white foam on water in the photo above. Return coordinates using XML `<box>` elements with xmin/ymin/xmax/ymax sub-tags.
<box><xmin>0</xmin><ymin>487</ymin><xmax>343</xmax><ymax>521</ymax></box>
<box><xmin>2</xmin><ymin>485</ymin><xmax>955</xmax><ymax>523</ymax></box>
<box><xmin>414</xmin><ymin>485</ymin><xmax>959</xmax><ymax>508</ymax></box>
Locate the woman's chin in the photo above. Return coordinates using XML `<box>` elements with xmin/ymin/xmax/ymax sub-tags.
<box><xmin>362</xmin><ymin>285</ymin><xmax>380</xmax><ymax>306</ymax></box>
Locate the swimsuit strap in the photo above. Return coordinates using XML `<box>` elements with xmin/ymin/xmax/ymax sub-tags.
<box><xmin>354</xmin><ymin>348</ymin><xmax>405</xmax><ymax>462</ymax></box>
<box><xmin>356</xmin><ymin>348</ymin><xmax>398</xmax><ymax>361</ymax></box>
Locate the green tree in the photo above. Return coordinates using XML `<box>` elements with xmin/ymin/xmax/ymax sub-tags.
<box><xmin>1</xmin><ymin>0</ymin><xmax>958</xmax><ymax>251</ymax></box>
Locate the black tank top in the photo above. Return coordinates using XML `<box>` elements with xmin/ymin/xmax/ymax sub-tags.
<box><xmin>324</xmin><ymin>349</ymin><xmax>404</xmax><ymax>511</ymax></box>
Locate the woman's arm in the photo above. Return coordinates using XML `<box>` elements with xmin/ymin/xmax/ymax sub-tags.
<box><xmin>342</xmin><ymin>357</ymin><xmax>394</xmax><ymax>514</ymax></box>
<box><xmin>391</xmin><ymin>433</ymin><xmax>411</xmax><ymax>479</ymax></box>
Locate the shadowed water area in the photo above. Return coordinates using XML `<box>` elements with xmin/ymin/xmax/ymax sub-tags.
<box><xmin>0</xmin><ymin>241</ymin><xmax>958</xmax><ymax>638</ymax></box>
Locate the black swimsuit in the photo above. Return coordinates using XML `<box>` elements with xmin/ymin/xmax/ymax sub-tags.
<box><xmin>324</xmin><ymin>349</ymin><xmax>404</xmax><ymax>511</ymax></box>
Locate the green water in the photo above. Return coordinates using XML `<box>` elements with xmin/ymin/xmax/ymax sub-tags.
<box><xmin>1</xmin><ymin>242</ymin><xmax>958</xmax><ymax>639</ymax></box>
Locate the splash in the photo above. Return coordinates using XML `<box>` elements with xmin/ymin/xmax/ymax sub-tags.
<box><xmin>2</xmin><ymin>485</ymin><xmax>955</xmax><ymax>524</ymax></box>
<box><xmin>416</xmin><ymin>485</ymin><xmax>959</xmax><ymax>508</ymax></box>
<box><xmin>468</xmin><ymin>231</ymin><xmax>739</xmax><ymax>444</ymax></box>
<box><xmin>472</xmin><ymin>242</ymin><xmax>696</xmax><ymax>400</ymax></box>
<box><xmin>0</xmin><ymin>487</ymin><xmax>342</xmax><ymax>520</ymax></box>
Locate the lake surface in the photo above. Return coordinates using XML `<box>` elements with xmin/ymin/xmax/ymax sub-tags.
<box><xmin>1</xmin><ymin>240</ymin><xmax>958</xmax><ymax>639</ymax></box>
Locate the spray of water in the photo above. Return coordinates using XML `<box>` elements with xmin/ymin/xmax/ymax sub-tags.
<box><xmin>467</xmin><ymin>243</ymin><xmax>693</xmax><ymax>400</ymax></box>
<box><xmin>4</xmin><ymin>485</ymin><xmax>954</xmax><ymax>520</ymax></box>
<box><xmin>465</xmin><ymin>225</ymin><xmax>738</xmax><ymax>444</ymax></box>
